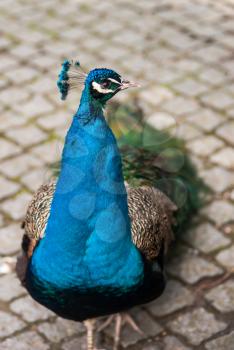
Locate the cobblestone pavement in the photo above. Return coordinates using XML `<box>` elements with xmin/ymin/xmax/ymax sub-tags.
<box><xmin>0</xmin><ymin>0</ymin><xmax>234</xmax><ymax>349</ymax></box>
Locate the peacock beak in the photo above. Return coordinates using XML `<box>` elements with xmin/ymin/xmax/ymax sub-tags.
<box><xmin>120</xmin><ymin>79</ymin><xmax>141</xmax><ymax>90</ymax></box>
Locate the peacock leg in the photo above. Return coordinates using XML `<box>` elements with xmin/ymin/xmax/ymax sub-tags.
<box><xmin>97</xmin><ymin>312</ymin><xmax>144</xmax><ymax>350</ymax></box>
<box><xmin>84</xmin><ymin>319</ymin><xmax>106</xmax><ymax>350</ymax></box>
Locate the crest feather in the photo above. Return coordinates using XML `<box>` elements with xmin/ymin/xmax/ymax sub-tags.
<box><xmin>57</xmin><ymin>60</ymin><xmax>87</xmax><ymax>100</ymax></box>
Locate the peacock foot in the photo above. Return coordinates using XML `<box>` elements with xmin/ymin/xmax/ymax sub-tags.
<box><xmin>98</xmin><ymin>313</ymin><xmax>144</xmax><ymax>350</ymax></box>
<box><xmin>84</xmin><ymin>319</ymin><xmax>106</xmax><ymax>350</ymax></box>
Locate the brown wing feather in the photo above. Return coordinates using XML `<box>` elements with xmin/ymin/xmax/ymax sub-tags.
<box><xmin>16</xmin><ymin>181</ymin><xmax>56</xmax><ymax>285</ymax></box>
<box><xmin>127</xmin><ymin>186</ymin><xmax>177</xmax><ymax>261</ymax></box>
<box><xmin>16</xmin><ymin>181</ymin><xmax>176</xmax><ymax>285</ymax></box>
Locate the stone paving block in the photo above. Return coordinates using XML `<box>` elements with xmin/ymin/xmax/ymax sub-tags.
<box><xmin>148</xmin><ymin>280</ymin><xmax>194</xmax><ymax>317</ymax></box>
<box><xmin>21</xmin><ymin>168</ymin><xmax>52</xmax><ymax>192</ymax></box>
<box><xmin>167</xmin><ymin>307</ymin><xmax>227</xmax><ymax>346</ymax></box>
<box><xmin>1</xmin><ymin>192</ymin><xmax>32</xmax><ymax>220</ymax></box>
<box><xmin>167</xmin><ymin>251</ymin><xmax>223</xmax><ymax>284</ymax></box>
<box><xmin>216</xmin><ymin>246</ymin><xmax>234</xmax><ymax>269</ymax></box>
<box><xmin>211</xmin><ymin>147</ymin><xmax>234</xmax><ymax>169</ymax></box>
<box><xmin>0</xmin><ymin>176</ymin><xmax>20</xmax><ymax>200</ymax></box>
<box><xmin>31</xmin><ymin>140</ymin><xmax>63</xmax><ymax>164</ymax></box>
<box><xmin>0</xmin><ymin>256</ymin><xmax>16</xmax><ymax>275</ymax></box>
<box><xmin>187</xmin><ymin>136</ymin><xmax>223</xmax><ymax>157</ymax></box>
<box><xmin>187</xmin><ymin>109</ymin><xmax>222</xmax><ymax>132</ymax></box>
<box><xmin>6</xmin><ymin>125</ymin><xmax>47</xmax><ymax>147</ymax></box>
<box><xmin>104</xmin><ymin>308</ymin><xmax>162</xmax><ymax>348</ymax></box>
<box><xmin>174</xmin><ymin>79</ymin><xmax>208</xmax><ymax>97</ymax></box>
<box><xmin>0</xmin><ymin>331</ymin><xmax>49</xmax><ymax>350</ymax></box>
<box><xmin>162</xmin><ymin>97</ymin><xmax>199</xmax><ymax>116</ymax></box>
<box><xmin>199</xmin><ymin>68</ymin><xmax>228</xmax><ymax>86</ymax></box>
<box><xmin>146</xmin><ymin>112</ymin><xmax>176</xmax><ymax>131</ymax></box>
<box><xmin>0</xmin><ymin>87</ymin><xmax>30</xmax><ymax>106</ymax></box>
<box><xmin>0</xmin><ymin>224</ymin><xmax>22</xmax><ymax>255</ymax></box>
<box><xmin>201</xmin><ymin>91</ymin><xmax>234</xmax><ymax>110</ymax></box>
<box><xmin>0</xmin><ymin>139</ymin><xmax>21</xmax><ymax>160</ymax></box>
<box><xmin>13</xmin><ymin>95</ymin><xmax>54</xmax><ymax>119</ymax></box>
<box><xmin>0</xmin><ymin>310</ymin><xmax>25</xmax><ymax>337</ymax></box>
<box><xmin>177</xmin><ymin>123</ymin><xmax>202</xmax><ymax>142</ymax></box>
<box><xmin>205</xmin><ymin>279</ymin><xmax>234</xmax><ymax>313</ymax></box>
<box><xmin>0</xmin><ymin>154</ymin><xmax>42</xmax><ymax>178</ymax></box>
<box><xmin>140</xmin><ymin>86</ymin><xmax>173</xmax><ymax>107</ymax></box>
<box><xmin>205</xmin><ymin>331</ymin><xmax>234</xmax><ymax>350</ymax></box>
<box><xmin>0</xmin><ymin>273</ymin><xmax>25</xmax><ymax>301</ymax></box>
<box><xmin>183</xmin><ymin>223</ymin><xmax>231</xmax><ymax>253</ymax></box>
<box><xmin>193</xmin><ymin>45</ymin><xmax>230</xmax><ymax>63</ymax></box>
<box><xmin>163</xmin><ymin>335</ymin><xmax>191</xmax><ymax>350</ymax></box>
<box><xmin>28</xmin><ymin>77</ymin><xmax>56</xmax><ymax>94</ymax></box>
<box><xmin>38</xmin><ymin>317</ymin><xmax>84</xmax><ymax>343</ymax></box>
<box><xmin>5</xmin><ymin>66</ymin><xmax>38</xmax><ymax>84</ymax></box>
<box><xmin>202</xmin><ymin>200</ymin><xmax>234</xmax><ymax>226</ymax></box>
<box><xmin>62</xmin><ymin>336</ymin><xmax>86</xmax><ymax>350</ymax></box>
<box><xmin>200</xmin><ymin>167</ymin><xmax>234</xmax><ymax>192</ymax></box>
<box><xmin>216</xmin><ymin>121</ymin><xmax>234</xmax><ymax>146</ymax></box>
<box><xmin>37</xmin><ymin>111</ymin><xmax>70</xmax><ymax>130</ymax></box>
<box><xmin>10</xmin><ymin>295</ymin><xmax>54</xmax><ymax>322</ymax></box>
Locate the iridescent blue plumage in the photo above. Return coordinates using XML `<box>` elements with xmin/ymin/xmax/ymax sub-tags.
<box><xmin>26</xmin><ymin>68</ymin><xmax>160</xmax><ymax>321</ymax></box>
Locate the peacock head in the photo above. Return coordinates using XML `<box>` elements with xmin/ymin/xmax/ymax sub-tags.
<box><xmin>57</xmin><ymin>60</ymin><xmax>139</xmax><ymax>104</ymax></box>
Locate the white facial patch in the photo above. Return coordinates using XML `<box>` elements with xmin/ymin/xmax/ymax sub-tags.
<box><xmin>107</xmin><ymin>78</ymin><xmax>121</xmax><ymax>85</ymax></box>
<box><xmin>92</xmin><ymin>81</ymin><xmax>114</xmax><ymax>94</ymax></box>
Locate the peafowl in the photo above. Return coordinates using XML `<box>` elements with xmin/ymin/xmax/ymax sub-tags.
<box><xmin>16</xmin><ymin>60</ymin><xmax>201</xmax><ymax>350</ymax></box>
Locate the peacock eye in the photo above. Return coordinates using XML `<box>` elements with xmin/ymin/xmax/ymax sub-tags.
<box><xmin>101</xmin><ymin>80</ymin><xmax>111</xmax><ymax>88</ymax></box>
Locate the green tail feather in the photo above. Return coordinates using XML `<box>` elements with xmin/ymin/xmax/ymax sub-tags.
<box><xmin>52</xmin><ymin>101</ymin><xmax>208</xmax><ymax>236</ymax></box>
<box><xmin>107</xmin><ymin>101</ymin><xmax>208</xmax><ymax>236</ymax></box>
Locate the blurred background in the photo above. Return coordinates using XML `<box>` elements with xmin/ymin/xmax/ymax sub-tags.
<box><xmin>0</xmin><ymin>0</ymin><xmax>234</xmax><ymax>349</ymax></box>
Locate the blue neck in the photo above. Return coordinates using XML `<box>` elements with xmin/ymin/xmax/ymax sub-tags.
<box><xmin>31</xmin><ymin>86</ymin><xmax>143</xmax><ymax>290</ymax></box>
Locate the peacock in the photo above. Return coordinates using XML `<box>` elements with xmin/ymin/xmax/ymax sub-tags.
<box><xmin>16</xmin><ymin>60</ymin><xmax>201</xmax><ymax>350</ymax></box>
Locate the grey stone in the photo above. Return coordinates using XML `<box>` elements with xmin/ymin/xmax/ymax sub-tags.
<box><xmin>211</xmin><ymin>147</ymin><xmax>234</xmax><ymax>169</ymax></box>
<box><xmin>217</xmin><ymin>122</ymin><xmax>234</xmax><ymax>146</ymax></box>
<box><xmin>0</xmin><ymin>154</ymin><xmax>42</xmax><ymax>178</ymax></box>
<box><xmin>12</xmin><ymin>94</ymin><xmax>53</xmax><ymax>121</ymax></box>
<box><xmin>162</xmin><ymin>97</ymin><xmax>199</xmax><ymax>116</ymax></box>
<box><xmin>187</xmin><ymin>136</ymin><xmax>224</xmax><ymax>157</ymax></box>
<box><xmin>5</xmin><ymin>66</ymin><xmax>38</xmax><ymax>83</ymax></box>
<box><xmin>0</xmin><ymin>139</ymin><xmax>21</xmax><ymax>160</ymax></box>
<box><xmin>0</xmin><ymin>176</ymin><xmax>20</xmax><ymax>200</ymax></box>
<box><xmin>10</xmin><ymin>295</ymin><xmax>54</xmax><ymax>322</ymax></box>
<box><xmin>205</xmin><ymin>331</ymin><xmax>234</xmax><ymax>350</ymax></box>
<box><xmin>21</xmin><ymin>168</ymin><xmax>53</xmax><ymax>192</ymax></box>
<box><xmin>164</xmin><ymin>336</ymin><xmax>191</xmax><ymax>350</ymax></box>
<box><xmin>31</xmin><ymin>140</ymin><xmax>63</xmax><ymax>164</ymax></box>
<box><xmin>1</xmin><ymin>192</ymin><xmax>32</xmax><ymax>220</ymax></box>
<box><xmin>205</xmin><ymin>279</ymin><xmax>234</xmax><ymax>312</ymax></box>
<box><xmin>167</xmin><ymin>307</ymin><xmax>227</xmax><ymax>345</ymax></box>
<box><xmin>104</xmin><ymin>309</ymin><xmax>162</xmax><ymax>347</ymax></box>
<box><xmin>38</xmin><ymin>318</ymin><xmax>84</xmax><ymax>343</ymax></box>
<box><xmin>200</xmin><ymin>167</ymin><xmax>234</xmax><ymax>192</ymax></box>
<box><xmin>216</xmin><ymin>246</ymin><xmax>234</xmax><ymax>269</ymax></box>
<box><xmin>200</xmin><ymin>68</ymin><xmax>227</xmax><ymax>86</ymax></box>
<box><xmin>167</xmin><ymin>251</ymin><xmax>223</xmax><ymax>284</ymax></box>
<box><xmin>0</xmin><ymin>224</ymin><xmax>22</xmax><ymax>255</ymax></box>
<box><xmin>0</xmin><ymin>331</ymin><xmax>49</xmax><ymax>350</ymax></box>
<box><xmin>149</xmin><ymin>280</ymin><xmax>194</xmax><ymax>316</ymax></box>
<box><xmin>0</xmin><ymin>273</ymin><xmax>25</xmax><ymax>301</ymax></box>
<box><xmin>183</xmin><ymin>223</ymin><xmax>231</xmax><ymax>253</ymax></box>
<box><xmin>202</xmin><ymin>200</ymin><xmax>234</xmax><ymax>226</ymax></box>
<box><xmin>201</xmin><ymin>91</ymin><xmax>234</xmax><ymax>110</ymax></box>
<box><xmin>62</xmin><ymin>336</ymin><xmax>87</xmax><ymax>350</ymax></box>
<box><xmin>6</xmin><ymin>125</ymin><xmax>47</xmax><ymax>147</ymax></box>
<box><xmin>0</xmin><ymin>310</ymin><xmax>25</xmax><ymax>337</ymax></box>
<box><xmin>174</xmin><ymin>79</ymin><xmax>208</xmax><ymax>97</ymax></box>
<box><xmin>188</xmin><ymin>109</ymin><xmax>222</xmax><ymax>132</ymax></box>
